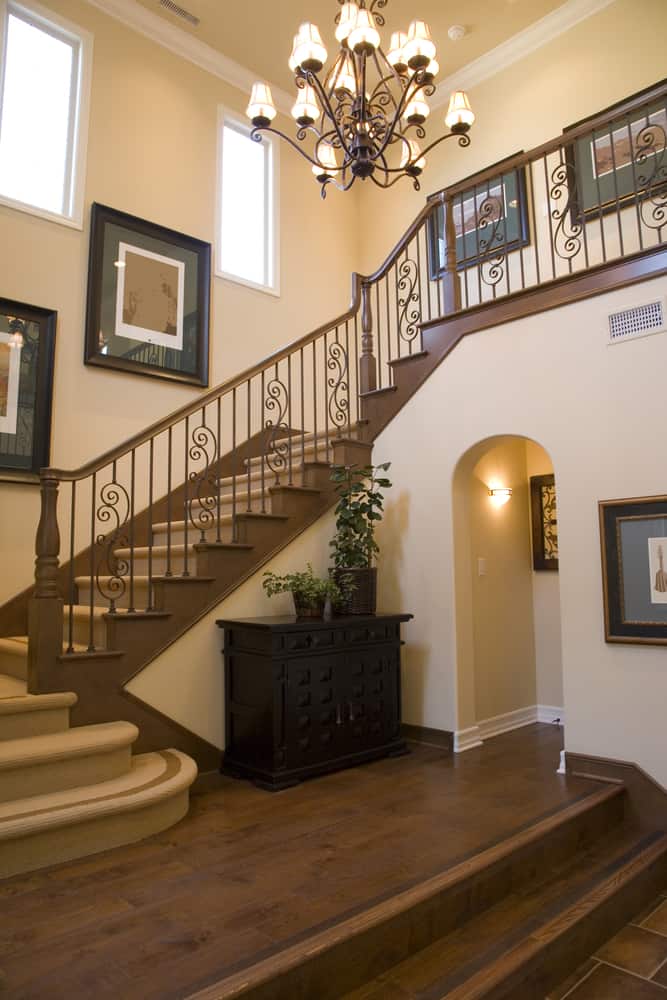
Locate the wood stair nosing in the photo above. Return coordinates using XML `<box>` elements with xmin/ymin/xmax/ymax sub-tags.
<box><xmin>182</xmin><ymin>784</ymin><xmax>629</xmax><ymax>1000</ymax></box>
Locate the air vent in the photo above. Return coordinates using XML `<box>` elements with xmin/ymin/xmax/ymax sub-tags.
<box><xmin>159</xmin><ymin>0</ymin><xmax>200</xmax><ymax>26</ymax></box>
<box><xmin>608</xmin><ymin>299</ymin><xmax>665</xmax><ymax>344</ymax></box>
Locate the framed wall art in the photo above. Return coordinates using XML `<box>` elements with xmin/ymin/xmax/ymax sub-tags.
<box><xmin>84</xmin><ymin>204</ymin><xmax>211</xmax><ymax>386</ymax></box>
<box><xmin>428</xmin><ymin>156</ymin><xmax>529</xmax><ymax>276</ymax></box>
<box><xmin>564</xmin><ymin>80</ymin><xmax>667</xmax><ymax>220</ymax></box>
<box><xmin>0</xmin><ymin>298</ymin><xmax>56</xmax><ymax>483</ymax></box>
<box><xmin>599</xmin><ymin>494</ymin><xmax>667</xmax><ymax>645</ymax></box>
<box><xmin>530</xmin><ymin>474</ymin><xmax>559</xmax><ymax>572</ymax></box>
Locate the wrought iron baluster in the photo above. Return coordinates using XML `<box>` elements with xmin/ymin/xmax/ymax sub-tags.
<box><xmin>353</xmin><ymin>313</ymin><xmax>360</xmax><ymax>425</ymax></box>
<box><xmin>166</xmin><ymin>427</ymin><xmax>172</xmax><ymax>577</ymax></box>
<box><xmin>246</xmin><ymin>379</ymin><xmax>252</xmax><ymax>513</ymax></box>
<box><xmin>88</xmin><ymin>471</ymin><xmax>96</xmax><ymax>652</ymax></box>
<box><xmin>147</xmin><ymin>440</ymin><xmax>154</xmax><ymax>610</ymax></box>
<box><xmin>634</xmin><ymin>111</ymin><xmax>667</xmax><ymax>238</ymax></box>
<box><xmin>232</xmin><ymin>387</ymin><xmax>238</xmax><ymax>542</ymax></box>
<box><xmin>287</xmin><ymin>355</ymin><xmax>293</xmax><ymax>486</ymax></box>
<box><xmin>626</xmin><ymin>115</ymin><xmax>645</xmax><ymax>250</ymax></box>
<box><xmin>188</xmin><ymin>407</ymin><xmax>218</xmax><ymax>544</ymax></box>
<box><xmin>527</xmin><ymin>161</ymin><xmax>541</xmax><ymax>287</ymax></box>
<box><xmin>129</xmin><ymin>450</ymin><xmax>136</xmax><ymax>608</ymax></box>
<box><xmin>324</xmin><ymin>328</ymin><xmax>330</xmax><ymax>453</ymax></box>
<box><xmin>264</xmin><ymin>362</ymin><xmax>289</xmax><ymax>487</ymax></box>
<box><xmin>344</xmin><ymin>320</ymin><xmax>351</xmax><ymax>428</ymax></box>
<box><xmin>312</xmin><ymin>340</ymin><xmax>318</xmax><ymax>454</ymax></box>
<box><xmin>327</xmin><ymin>329</ymin><xmax>349</xmax><ymax>437</ymax></box>
<box><xmin>397</xmin><ymin>251</ymin><xmax>421</xmax><ymax>346</ymax></box>
<box><xmin>549</xmin><ymin>150</ymin><xmax>583</xmax><ymax>273</ymax></box>
<box><xmin>216</xmin><ymin>397</ymin><xmax>222</xmax><ymax>543</ymax></box>
<box><xmin>260</xmin><ymin>369</ymin><xmax>266</xmax><ymax>508</ymax></box>
<box><xmin>94</xmin><ymin>461</ymin><xmax>130</xmax><ymax>619</ymax></box>
<box><xmin>542</xmin><ymin>155</ymin><xmax>558</xmax><ymax>280</ymax></box>
<box><xmin>183</xmin><ymin>417</ymin><xmax>190</xmax><ymax>577</ymax></box>
<box><xmin>607</xmin><ymin>119</ymin><xmax>625</xmax><ymax>258</ymax></box>
<box><xmin>300</xmin><ymin>347</ymin><xmax>305</xmax><ymax>477</ymax></box>
<box><xmin>590</xmin><ymin>127</ymin><xmax>608</xmax><ymax>262</ymax></box>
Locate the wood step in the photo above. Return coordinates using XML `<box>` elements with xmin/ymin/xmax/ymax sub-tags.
<box><xmin>114</xmin><ymin>539</ymin><xmax>256</xmax><ymax>576</ymax></box>
<box><xmin>0</xmin><ymin>688</ymin><xmax>77</xmax><ymax>741</ymax></box>
<box><xmin>0</xmin><ymin>720</ymin><xmax>138</xmax><ymax>803</ymax></box>
<box><xmin>185</xmin><ymin>784</ymin><xmax>629</xmax><ymax>1000</ymax></box>
<box><xmin>0</xmin><ymin>747</ymin><xmax>196</xmax><ymax>878</ymax></box>
<box><xmin>344</xmin><ymin>828</ymin><xmax>667</xmax><ymax>1000</ymax></box>
<box><xmin>243</xmin><ymin>438</ymin><xmax>333</xmax><ymax>474</ymax></box>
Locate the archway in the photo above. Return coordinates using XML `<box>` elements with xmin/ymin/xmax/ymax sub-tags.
<box><xmin>452</xmin><ymin>435</ymin><xmax>563</xmax><ymax>756</ymax></box>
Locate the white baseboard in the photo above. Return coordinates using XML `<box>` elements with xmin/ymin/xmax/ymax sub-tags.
<box><xmin>477</xmin><ymin>705</ymin><xmax>538</xmax><ymax>741</ymax></box>
<box><xmin>537</xmin><ymin>704</ymin><xmax>565</xmax><ymax>725</ymax></box>
<box><xmin>454</xmin><ymin>704</ymin><xmax>565</xmax><ymax>754</ymax></box>
<box><xmin>454</xmin><ymin>725</ymin><xmax>483</xmax><ymax>754</ymax></box>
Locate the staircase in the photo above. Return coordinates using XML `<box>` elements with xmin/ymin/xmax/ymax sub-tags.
<box><xmin>0</xmin><ymin>81</ymin><xmax>665</xmax><ymax>779</ymax></box>
<box><xmin>186</xmin><ymin>783</ymin><xmax>667</xmax><ymax>1000</ymax></box>
<box><xmin>0</xmin><ymin>671</ymin><xmax>196</xmax><ymax>878</ymax></box>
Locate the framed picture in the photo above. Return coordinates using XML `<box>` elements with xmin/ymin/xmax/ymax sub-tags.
<box><xmin>428</xmin><ymin>157</ymin><xmax>529</xmax><ymax>276</ymax></box>
<box><xmin>564</xmin><ymin>80</ymin><xmax>667</xmax><ymax>220</ymax></box>
<box><xmin>85</xmin><ymin>203</ymin><xmax>211</xmax><ymax>386</ymax></box>
<box><xmin>0</xmin><ymin>298</ymin><xmax>56</xmax><ymax>483</ymax></box>
<box><xmin>599</xmin><ymin>494</ymin><xmax>667</xmax><ymax>645</ymax></box>
<box><xmin>530</xmin><ymin>475</ymin><xmax>559</xmax><ymax>572</ymax></box>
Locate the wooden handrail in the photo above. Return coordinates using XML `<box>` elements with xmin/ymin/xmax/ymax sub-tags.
<box><xmin>43</xmin><ymin>273</ymin><xmax>366</xmax><ymax>481</ymax></box>
<box><xmin>439</xmin><ymin>79</ymin><xmax>667</xmax><ymax>199</ymax></box>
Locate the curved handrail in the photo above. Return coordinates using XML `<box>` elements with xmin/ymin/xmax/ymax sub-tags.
<box><xmin>364</xmin><ymin>196</ymin><xmax>443</xmax><ymax>284</ymax></box>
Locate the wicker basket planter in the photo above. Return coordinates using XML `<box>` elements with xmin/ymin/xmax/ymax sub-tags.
<box><xmin>335</xmin><ymin>567</ymin><xmax>377</xmax><ymax>615</ymax></box>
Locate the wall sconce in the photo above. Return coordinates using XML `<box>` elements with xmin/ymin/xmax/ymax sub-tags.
<box><xmin>488</xmin><ymin>487</ymin><xmax>512</xmax><ymax>507</ymax></box>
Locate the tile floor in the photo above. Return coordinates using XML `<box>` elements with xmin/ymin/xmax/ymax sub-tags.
<box><xmin>549</xmin><ymin>890</ymin><xmax>667</xmax><ymax>998</ymax></box>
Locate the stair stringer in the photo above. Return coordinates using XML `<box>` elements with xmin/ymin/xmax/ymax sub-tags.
<box><xmin>32</xmin><ymin>441</ymin><xmax>372</xmax><ymax>772</ymax></box>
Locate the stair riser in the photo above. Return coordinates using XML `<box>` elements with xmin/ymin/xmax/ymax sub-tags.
<box><xmin>0</xmin><ymin>707</ymin><xmax>71</xmax><ymax>742</ymax></box>
<box><xmin>203</xmin><ymin>790</ymin><xmax>626</xmax><ymax>1000</ymax></box>
<box><xmin>154</xmin><ymin>522</ymin><xmax>235</xmax><ymax>548</ymax></box>
<box><xmin>76</xmin><ymin>581</ymin><xmax>151</xmax><ymax>613</ymax></box>
<box><xmin>0</xmin><ymin>744</ymin><xmax>132</xmax><ymax>803</ymax></box>
<box><xmin>187</xmin><ymin>494</ymin><xmax>270</xmax><ymax>516</ymax></box>
<box><xmin>64</xmin><ymin>613</ymin><xmax>107</xmax><ymax>650</ymax></box>
<box><xmin>0</xmin><ymin>648</ymin><xmax>27</xmax><ymax>682</ymax></box>
<box><xmin>119</xmin><ymin>551</ymin><xmax>195</xmax><ymax>577</ymax></box>
<box><xmin>0</xmin><ymin>781</ymin><xmax>190</xmax><ymax>879</ymax></box>
<box><xmin>217</xmin><ymin>471</ymin><xmax>306</xmax><ymax>492</ymax></box>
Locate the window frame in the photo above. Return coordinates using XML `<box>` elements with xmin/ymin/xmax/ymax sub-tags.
<box><xmin>216</xmin><ymin>106</ymin><xmax>280</xmax><ymax>297</ymax></box>
<box><xmin>0</xmin><ymin>0</ymin><xmax>92</xmax><ymax>229</ymax></box>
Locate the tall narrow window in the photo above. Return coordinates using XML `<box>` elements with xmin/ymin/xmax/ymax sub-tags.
<box><xmin>0</xmin><ymin>2</ymin><xmax>91</xmax><ymax>225</ymax></box>
<box><xmin>218</xmin><ymin>114</ymin><xmax>278</xmax><ymax>294</ymax></box>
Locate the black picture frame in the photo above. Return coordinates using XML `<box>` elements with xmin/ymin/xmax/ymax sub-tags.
<box><xmin>564</xmin><ymin>79</ymin><xmax>667</xmax><ymax>222</ymax></box>
<box><xmin>0</xmin><ymin>298</ymin><xmax>56</xmax><ymax>484</ymax></box>
<box><xmin>84</xmin><ymin>203</ymin><xmax>211</xmax><ymax>387</ymax></box>
<box><xmin>428</xmin><ymin>155</ymin><xmax>530</xmax><ymax>277</ymax></box>
<box><xmin>599</xmin><ymin>494</ymin><xmax>667</xmax><ymax>645</ymax></box>
<box><xmin>530</xmin><ymin>474</ymin><xmax>559</xmax><ymax>572</ymax></box>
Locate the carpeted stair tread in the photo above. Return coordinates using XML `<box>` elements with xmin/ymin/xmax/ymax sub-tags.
<box><xmin>0</xmin><ymin>674</ymin><xmax>27</xmax><ymax>700</ymax></box>
<box><xmin>0</xmin><ymin>720</ymin><xmax>138</xmax><ymax>770</ymax></box>
<box><xmin>0</xmin><ymin>748</ymin><xmax>195</xmax><ymax>833</ymax></box>
<box><xmin>0</xmin><ymin>688</ymin><xmax>76</xmax><ymax>713</ymax></box>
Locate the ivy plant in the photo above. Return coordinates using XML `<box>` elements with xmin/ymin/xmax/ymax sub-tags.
<box><xmin>262</xmin><ymin>563</ymin><xmax>352</xmax><ymax>609</ymax></box>
<box><xmin>329</xmin><ymin>463</ymin><xmax>392</xmax><ymax>569</ymax></box>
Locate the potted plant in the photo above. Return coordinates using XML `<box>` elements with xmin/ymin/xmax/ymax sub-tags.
<box><xmin>329</xmin><ymin>462</ymin><xmax>392</xmax><ymax>615</ymax></box>
<box><xmin>262</xmin><ymin>563</ymin><xmax>351</xmax><ymax>619</ymax></box>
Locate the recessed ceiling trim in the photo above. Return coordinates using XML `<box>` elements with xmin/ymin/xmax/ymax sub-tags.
<box><xmin>433</xmin><ymin>0</ymin><xmax>618</xmax><ymax>107</ymax></box>
<box><xmin>84</xmin><ymin>0</ymin><xmax>616</xmax><ymax>118</ymax></box>
<box><xmin>83</xmin><ymin>0</ymin><xmax>293</xmax><ymax>113</ymax></box>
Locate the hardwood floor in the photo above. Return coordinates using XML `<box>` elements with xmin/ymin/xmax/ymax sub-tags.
<box><xmin>0</xmin><ymin>724</ymin><xmax>595</xmax><ymax>999</ymax></box>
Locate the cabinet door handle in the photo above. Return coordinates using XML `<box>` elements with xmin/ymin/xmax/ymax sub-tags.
<box><xmin>335</xmin><ymin>703</ymin><xmax>343</xmax><ymax>726</ymax></box>
<box><xmin>348</xmin><ymin>704</ymin><xmax>355</xmax><ymax>722</ymax></box>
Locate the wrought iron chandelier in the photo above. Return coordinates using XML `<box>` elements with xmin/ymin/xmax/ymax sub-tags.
<box><xmin>245</xmin><ymin>0</ymin><xmax>475</xmax><ymax>197</ymax></box>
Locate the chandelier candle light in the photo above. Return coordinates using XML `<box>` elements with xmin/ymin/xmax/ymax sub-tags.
<box><xmin>246</xmin><ymin>0</ymin><xmax>475</xmax><ymax>197</ymax></box>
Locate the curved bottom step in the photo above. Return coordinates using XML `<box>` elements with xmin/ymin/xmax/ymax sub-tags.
<box><xmin>0</xmin><ymin>748</ymin><xmax>197</xmax><ymax>878</ymax></box>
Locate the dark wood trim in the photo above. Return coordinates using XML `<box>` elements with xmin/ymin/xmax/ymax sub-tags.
<box><xmin>402</xmin><ymin>723</ymin><xmax>453</xmax><ymax>753</ymax></box>
<box><xmin>530</xmin><ymin>473</ymin><xmax>559</xmax><ymax>572</ymax></box>
<box><xmin>184</xmin><ymin>785</ymin><xmax>625</xmax><ymax>1000</ymax></box>
<box><xmin>361</xmin><ymin>246</ymin><xmax>667</xmax><ymax>441</ymax></box>
<box><xmin>566</xmin><ymin>750</ymin><xmax>667</xmax><ymax>832</ymax></box>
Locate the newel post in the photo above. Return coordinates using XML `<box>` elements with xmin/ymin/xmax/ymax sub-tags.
<box><xmin>28</xmin><ymin>476</ymin><xmax>64</xmax><ymax>694</ymax></box>
<box><xmin>441</xmin><ymin>194</ymin><xmax>462</xmax><ymax>315</ymax></box>
<box><xmin>359</xmin><ymin>280</ymin><xmax>377</xmax><ymax>395</ymax></box>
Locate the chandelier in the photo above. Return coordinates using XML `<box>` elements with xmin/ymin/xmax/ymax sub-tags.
<box><xmin>245</xmin><ymin>0</ymin><xmax>475</xmax><ymax>197</ymax></box>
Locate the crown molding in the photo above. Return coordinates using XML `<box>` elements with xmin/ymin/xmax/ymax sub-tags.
<box><xmin>83</xmin><ymin>0</ymin><xmax>293</xmax><ymax>114</ymax></box>
<box><xmin>85</xmin><ymin>0</ymin><xmax>616</xmax><ymax>118</ymax></box>
<box><xmin>433</xmin><ymin>0</ymin><xmax>618</xmax><ymax>107</ymax></box>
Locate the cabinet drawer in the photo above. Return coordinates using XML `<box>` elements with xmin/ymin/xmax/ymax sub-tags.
<box><xmin>284</xmin><ymin>629</ymin><xmax>336</xmax><ymax>652</ymax></box>
<box><xmin>345</xmin><ymin>622</ymin><xmax>398</xmax><ymax>645</ymax></box>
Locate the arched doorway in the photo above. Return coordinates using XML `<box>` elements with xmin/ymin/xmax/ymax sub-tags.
<box><xmin>452</xmin><ymin>435</ymin><xmax>563</xmax><ymax>758</ymax></box>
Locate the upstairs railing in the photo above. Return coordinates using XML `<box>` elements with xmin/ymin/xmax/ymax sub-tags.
<box><xmin>30</xmin><ymin>80</ymin><xmax>666</xmax><ymax>663</ymax></box>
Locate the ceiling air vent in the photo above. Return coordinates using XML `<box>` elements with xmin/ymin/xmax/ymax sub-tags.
<box><xmin>608</xmin><ymin>299</ymin><xmax>666</xmax><ymax>345</ymax></box>
<box><xmin>159</xmin><ymin>0</ymin><xmax>200</xmax><ymax>26</ymax></box>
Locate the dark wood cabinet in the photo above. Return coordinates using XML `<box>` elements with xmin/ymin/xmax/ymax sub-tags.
<box><xmin>216</xmin><ymin>614</ymin><xmax>412</xmax><ymax>790</ymax></box>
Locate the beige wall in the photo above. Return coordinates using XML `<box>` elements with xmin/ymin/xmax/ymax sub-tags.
<box><xmin>0</xmin><ymin>0</ymin><xmax>360</xmax><ymax>602</ymax></box>
<box><xmin>357</xmin><ymin>0</ymin><xmax>667</xmax><ymax>276</ymax></box>
<box><xmin>468</xmin><ymin>438</ymin><xmax>537</xmax><ymax>724</ymax></box>
<box><xmin>374</xmin><ymin>274</ymin><xmax>667</xmax><ymax>785</ymax></box>
<box><xmin>526</xmin><ymin>441</ymin><xmax>564</xmax><ymax>710</ymax></box>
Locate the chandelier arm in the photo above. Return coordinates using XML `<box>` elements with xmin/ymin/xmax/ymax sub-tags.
<box><xmin>369</xmin><ymin>169</ymin><xmax>417</xmax><ymax>190</ymax></box>
<box><xmin>304</xmin><ymin>69</ymin><xmax>353</xmax><ymax>158</ymax></box>
<box><xmin>368</xmin><ymin>51</ymin><xmax>402</xmax><ymax>113</ymax></box>
<box><xmin>415</xmin><ymin>129</ymin><xmax>472</xmax><ymax>163</ymax></box>
<box><xmin>251</xmin><ymin>125</ymin><xmax>345</xmax><ymax>173</ymax></box>
<box><xmin>372</xmin><ymin>69</ymin><xmax>427</xmax><ymax>161</ymax></box>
